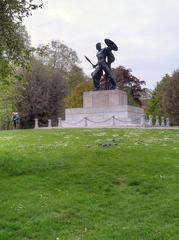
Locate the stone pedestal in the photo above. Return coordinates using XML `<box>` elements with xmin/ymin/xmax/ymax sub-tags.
<box><xmin>64</xmin><ymin>89</ymin><xmax>144</xmax><ymax>127</ymax></box>
<box><xmin>83</xmin><ymin>89</ymin><xmax>127</xmax><ymax>108</ymax></box>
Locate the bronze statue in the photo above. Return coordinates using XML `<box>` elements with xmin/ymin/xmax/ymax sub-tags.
<box><xmin>85</xmin><ymin>39</ymin><xmax>118</xmax><ymax>90</ymax></box>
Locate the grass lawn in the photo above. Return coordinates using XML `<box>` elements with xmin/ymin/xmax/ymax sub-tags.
<box><xmin>0</xmin><ymin>128</ymin><xmax>179</xmax><ymax>239</ymax></box>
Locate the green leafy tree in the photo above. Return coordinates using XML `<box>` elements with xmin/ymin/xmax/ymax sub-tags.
<box><xmin>0</xmin><ymin>80</ymin><xmax>16</xmax><ymax>129</ymax></box>
<box><xmin>145</xmin><ymin>74</ymin><xmax>170</xmax><ymax>120</ymax></box>
<box><xmin>12</xmin><ymin>40</ymin><xmax>88</xmax><ymax>127</ymax></box>
<box><xmin>0</xmin><ymin>0</ymin><xmax>42</xmax><ymax>79</ymax></box>
<box><xmin>36</xmin><ymin>40</ymin><xmax>79</xmax><ymax>73</ymax></box>
<box><xmin>65</xmin><ymin>82</ymin><xmax>92</xmax><ymax>108</ymax></box>
<box><xmin>159</xmin><ymin>71</ymin><xmax>179</xmax><ymax>125</ymax></box>
<box><xmin>15</xmin><ymin>60</ymin><xmax>65</xmax><ymax>127</ymax></box>
<box><xmin>66</xmin><ymin>65</ymin><xmax>88</xmax><ymax>92</ymax></box>
<box><xmin>36</xmin><ymin>40</ymin><xmax>87</xmax><ymax>93</ymax></box>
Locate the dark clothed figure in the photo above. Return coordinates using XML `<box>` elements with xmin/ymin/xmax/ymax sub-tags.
<box><xmin>12</xmin><ymin>112</ymin><xmax>19</xmax><ymax>129</ymax></box>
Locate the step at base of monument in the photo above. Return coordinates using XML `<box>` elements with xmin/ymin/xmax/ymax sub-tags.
<box><xmin>62</xmin><ymin>119</ymin><xmax>141</xmax><ymax>128</ymax></box>
<box><xmin>65</xmin><ymin>105</ymin><xmax>143</xmax><ymax>127</ymax></box>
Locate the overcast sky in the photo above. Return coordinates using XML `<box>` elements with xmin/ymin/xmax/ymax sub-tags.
<box><xmin>24</xmin><ymin>0</ymin><xmax>179</xmax><ymax>89</ymax></box>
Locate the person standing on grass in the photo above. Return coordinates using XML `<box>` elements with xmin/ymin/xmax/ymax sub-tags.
<box><xmin>12</xmin><ymin>112</ymin><xmax>19</xmax><ymax>129</ymax></box>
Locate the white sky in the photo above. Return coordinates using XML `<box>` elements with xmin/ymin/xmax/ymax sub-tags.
<box><xmin>24</xmin><ymin>0</ymin><xmax>179</xmax><ymax>89</ymax></box>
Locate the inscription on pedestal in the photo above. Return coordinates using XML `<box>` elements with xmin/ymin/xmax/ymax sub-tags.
<box><xmin>83</xmin><ymin>89</ymin><xmax>127</xmax><ymax>108</ymax></box>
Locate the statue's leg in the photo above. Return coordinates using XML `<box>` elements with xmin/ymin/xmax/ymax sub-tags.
<box><xmin>102</xmin><ymin>64</ymin><xmax>116</xmax><ymax>89</ymax></box>
<box><xmin>91</xmin><ymin>68</ymin><xmax>102</xmax><ymax>90</ymax></box>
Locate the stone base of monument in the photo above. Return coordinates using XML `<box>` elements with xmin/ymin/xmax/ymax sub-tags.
<box><xmin>63</xmin><ymin>89</ymin><xmax>144</xmax><ymax>127</ymax></box>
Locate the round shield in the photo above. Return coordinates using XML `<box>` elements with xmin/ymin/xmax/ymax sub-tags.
<box><xmin>104</xmin><ymin>39</ymin><xmax>118</xmax><ymax>51</ymax></box>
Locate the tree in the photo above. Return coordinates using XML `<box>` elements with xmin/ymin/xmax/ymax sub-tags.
<box><xmin>0</xmin><ymin>0</ymin><xmax>42</xmax><ymax>79</ymax></box>
<box><xmin>64</xmin><ymin>81</ymin><xmax>92</xmax><ymax>108</ymax></box>
<box><xmin>36</xmin><ymin>40</ymin><xmax>79</xmax><ymax>73</ymax></box>
<box><xmin>12</xmin><ymin>40</ymin><xmax>88</xmax><ymax>127</ymax></box>
<box><xmin>112</xmin><ymin>66</ymin><xmax>146</xmax><ymax>106</ymax></box>
<box><xmin>159</xmin><ymin>71</ymin><xmax>179</xmax><ymax>125</ymax></box>
<box><xmin>0</xmin><ymin>80</ymin><xmax>16</xmax><ymax>129</ymax></box>
<box><xmin>145</xmin><ymin>74</ymin><xmax>170</xmax><ymax>120</ymax></box>
<box><xmin>36</xmin><ymin>40</ymin><xmax>87</xmax><ymax>93</ymax></box>
<box><xmin>66</xmin><ymin>65</ymin><xmax>89</xmax><ymax>92</ymax></box>
<box><xmin>15</xmin><ymin>60</ymin><xmax>65</xmax><ymax>127</ymax></box>
<box><xmin>140</xmin><ymin>88</ymin><xmax>152</xmax><ymax>107</ymax></box>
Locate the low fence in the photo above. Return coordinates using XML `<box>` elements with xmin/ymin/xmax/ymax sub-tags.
<box><xmin>34</xmin><ymin>115</ymin><xmax>170</xmax><ymax>128</ymax></box>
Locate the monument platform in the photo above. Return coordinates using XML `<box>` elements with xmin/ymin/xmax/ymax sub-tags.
<box><xmin>83</xmin><ymin>89</ymin><xmax>127</xmax><ymax>108</ymax></box>
<box><xmin>64</xmin><ymin>89</ymin><xmax>144</xmax><ymax>127</ymax></box>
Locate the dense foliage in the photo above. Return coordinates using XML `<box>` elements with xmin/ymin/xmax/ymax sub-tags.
<box><xmin>64</xmin><ymin>81</ymin><xmax>92</xmax><ymax>108</ymax></box>
<box><xmin>0</xmin><ymin>0</ymin><xmax>42</xmax><ymax>128</ymax></box>
<box><xmin>145</xmin><ymin>72</ymin><xmax>179</xmax><ymax>125</ymax></box>
<box><xmin>35</xmin><ymin>40</ymin><xmax>87</xmax><ymax>92</ymax></box>
<box><xmin>0</xmin><ymin>81</ymin><xmax>16</xmax><ymax>129</ymax></box>
<box><xmin>159</xmin><ymin>71</ymin><xmax>179</xmax><ymax>125</ymax></box>
<box><xmin>0</xmin><ymin>37</ymin><xmax>88</xmax><ymax>128</ymax></box>
<box><xmin>15</xmin><ymin>60</ymin><xmax>66</xmax><ymax>127</ymax></box>
<box><xmin>113</xmin><ymin>66</ymin><xmax>146</xmax><ymax>106</ymax></box>
<box><xmin>0</xmin><ymin>0</ymin><xmax>42</xmax><ymax>79</ymax></box>
<box><xmin>145</xmin><ymin>75</ymin><xmax>169</xmax><ymax>118</ymax></box>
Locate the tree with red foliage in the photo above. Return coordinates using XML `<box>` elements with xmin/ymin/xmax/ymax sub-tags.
<box><xmin>100</xmin><ymin>66</ymin><xmax>146</xmax><ymax>106</ymax></box>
